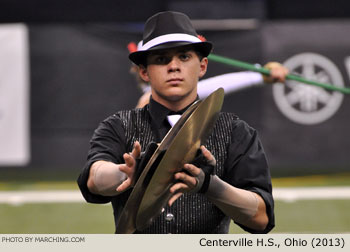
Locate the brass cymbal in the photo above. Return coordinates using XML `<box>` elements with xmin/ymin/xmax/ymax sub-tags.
<box><xmin>136</xmin><ymin>88</ymin><xmax>224</xmax><ymax>231</ymax></box>
<box><xmin>115</xmin><ymin>99</ymin><xmax>201</xmax><ymax>234</ymax></box>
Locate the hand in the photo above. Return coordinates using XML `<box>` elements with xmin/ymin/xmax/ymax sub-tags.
<box><xmin>168</xmin><ymin>146</ymin><xmax>216</xmax><ymax>206</ymax></box>
<box><xmin>263</xmin><ymin>62</ymin><xmax>289</xmax><ymax>83</ymax></box>
<box><xmin>116</xmin><ymin>141</ymin><xmax>141</xmax><ymax>192</ymax></box>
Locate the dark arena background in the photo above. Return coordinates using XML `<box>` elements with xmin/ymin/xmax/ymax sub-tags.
<box><xmin>0</xmin><ymin>0</ymin><xmax>350</xmax><ymax>234</ymax></box>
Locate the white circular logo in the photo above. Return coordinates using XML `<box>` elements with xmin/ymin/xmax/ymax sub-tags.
<box><xmin>273</xmin><ymin>53</ymin><xmax>344</xmax><ymax>125</ymax></box>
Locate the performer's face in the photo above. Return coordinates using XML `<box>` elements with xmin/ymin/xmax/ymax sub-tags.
<box><xmin>139</xmin><ymin>46</ymin><xmax>208</xmax><ymax>109</ymax></box>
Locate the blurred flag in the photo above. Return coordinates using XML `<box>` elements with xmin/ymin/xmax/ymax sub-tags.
<box><xmin>0</xmin><ymin>24</ymin><xmax>30</xmax><ymax>165</ymax></box>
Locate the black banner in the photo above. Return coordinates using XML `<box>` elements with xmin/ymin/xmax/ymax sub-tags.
<box><xmin>261</xmin><ymin>20</ymin><xmax>350</xmax><ymax>175</ymax></box>
<box><xmin>6</xmin><ymin>21</ymin><xmax>349</xmax><ymax>176</ymax></box>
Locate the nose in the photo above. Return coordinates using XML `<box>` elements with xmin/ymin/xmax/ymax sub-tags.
<box><xmin>167</xmin><ymin>57</ymin><xmax>181</xmax><ymax>73</ymax></box>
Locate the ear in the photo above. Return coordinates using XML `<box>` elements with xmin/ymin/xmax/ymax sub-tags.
<box><xmin>138</xmin><ymin>65</ymin><xmax>150</xmax><ymax>83</ymax></box>
<box><xmin>198</xmin><ymin>57</ymin><xmax>208</xmax><ymax>78</ymax></box>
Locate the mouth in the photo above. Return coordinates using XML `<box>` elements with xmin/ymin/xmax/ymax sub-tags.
<box><xmin>166</xmin><ymin>78</ymin><xmax>183</xmax><ymax>85</ymax></box>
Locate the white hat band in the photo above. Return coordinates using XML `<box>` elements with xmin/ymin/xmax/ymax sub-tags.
<box><xmin>140</xmin><ymin>33</ymin><xmax>202</xmax><ymax>51</ymax></box>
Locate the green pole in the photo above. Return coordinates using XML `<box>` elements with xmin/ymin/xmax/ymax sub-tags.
<box><xmin>208</xmin><ymin>54</ymin><xmax>350</xmax><ymax>95</ymax></box>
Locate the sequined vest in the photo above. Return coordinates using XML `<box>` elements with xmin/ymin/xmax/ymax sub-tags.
<box><xmin>111</xmin><ymin>106</ymin><xmax>238</xmax><ymax>234</ymax></box>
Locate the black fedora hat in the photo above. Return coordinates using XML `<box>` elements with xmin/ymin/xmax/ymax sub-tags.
<box><xmin>129</xmin><ymin>11</ymin><xmax>213</xmax><ymax>65</ymax></box>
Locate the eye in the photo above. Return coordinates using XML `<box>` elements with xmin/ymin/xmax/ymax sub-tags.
<box><xmin>155</xmin><ymin>56</ymin><xmax>168</xmax><ymax>64</ymax></box>
<box><xmin>179</xmin><ymin>53</ymin><xmax>191</xmax><ymax>61</ymax></box>
<box><xmin>148</xmin><ymin>55</ymin><xmax>171</xmax><ymax>65</ymax></box>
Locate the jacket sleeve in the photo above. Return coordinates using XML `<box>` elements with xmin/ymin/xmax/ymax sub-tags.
<box><xmin>223</xmin><ymin>120</ymin><xmax>275</xmax><ymax>233</ymax></box>
<box><xmin>77</xmin><ymin>114</ymin><xmax>127</xmax><ymax>204</ymax></box>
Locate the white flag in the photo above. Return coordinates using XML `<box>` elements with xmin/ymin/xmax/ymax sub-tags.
<box><xmin>0</xmin><ymin>24</ymin><xmax>30</xmax><ymax>166</ymax></box>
